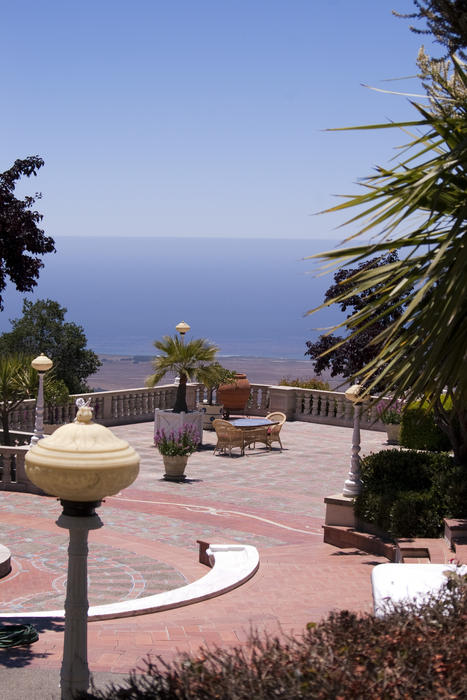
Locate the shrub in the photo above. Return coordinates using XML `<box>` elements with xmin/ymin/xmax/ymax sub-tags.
<box><xmin>279</xmin><ymin>376</ymin><xmax>330</xmax><ymax>390</ymax></box>
<box><xmin>376</xmin><ymin>397</ymin><xmax>404</xmax><ymax>424</ymax></box>
<box><xmin>389</xmin><ymin>490</ymin><xmax>443</xmax><ymax>538</ymax></box>
<box><xmin>355</xmin><ymin>449</ymin><xmax>461</xmax><ymax>538</ymax></box>
<box><xmin>400</xmin><ymin>400</ymin><xmax>451</xmax><ymax>452</ymax></box>
<box><xmin>79</xmin><ymin>580</ymin><xmax>467</xmax><ymax>699</ymax></box>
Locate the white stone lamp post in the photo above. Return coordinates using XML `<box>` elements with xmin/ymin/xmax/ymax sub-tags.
<box><xmin>30</xmin><ymin>353</ymin><xmax>54</xmax><ymax>446</ymax></box>
<box><xmin>25</xmin><ymin>402</ymin><xmax>140</xmax><ymax>700</ymax></box>
<box><xmin>343</xmin><ymin>384</ymin><xmax>364</xmax><ymax>498</ymax></box>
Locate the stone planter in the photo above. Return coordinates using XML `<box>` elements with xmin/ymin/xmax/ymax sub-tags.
<box><xmin>386</xmin><ymin>423</ymin><xmax>401</xmax><ymax>445</ymax></box>
<box><xmin>162</xmin><ymin>455</ymin><xmax>189</xmax><ymax>481</ymax></box>
<box><xmin>154</xmin><ymin>409</ymin><xmax>203</xmax><ymax>445</ymax></box>
<box><xmin>197</xmin><ymin>402</ymin><xmax>224</xmax><ymax>430</ymax></box>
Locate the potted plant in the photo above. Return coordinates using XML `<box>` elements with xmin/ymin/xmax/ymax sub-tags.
<box><xmin>146</xmin><ymin>329</ymin><xmax>224</xmax><ymax>442</ymax></box>
<box><xmin>154</xmin><ymin>424</ymin><xmax>200</xmax><ymax>481</ymax></box>
<box><xmin>197</xmin><ymin>363</ymin><xmax>237</xmax><ymax>429</ymax></box>
<box><xmin>376</xmin><ymin>398</ymin><xmax>404</xmax><ymax>444</ymax></box>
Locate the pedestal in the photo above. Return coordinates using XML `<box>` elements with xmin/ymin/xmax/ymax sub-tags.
<box><xmin>154</xmin><ymin>409</ymin><xmax>203</xmax><ymax>445</ymax></box>
<box><xmin>324</xmin><ymin>494</ymin><xmax>356</xmax><ymax>527</ymax></box>
<box><xmin>56</xmin><ymin>501</ymin><xmax>103</xmax><ymax>700</ymax></box>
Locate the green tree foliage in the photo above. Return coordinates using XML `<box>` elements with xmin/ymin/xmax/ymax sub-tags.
<box><xmin>0</xmin><ymin>299</ymin><xmax>101</xmax><ymax>393</ymax></box>
<box><xmin>0</xmin><ymin>355</ymin><xmax>36</xmax><ymax>445</ymax></box>
<box><xmin>0</xmin><ymin>156</ymin><xmax>55</xmax><ymax>310</ymax></box>
<box><xmin>307</xmin><ymin>50</ymin><xmax>467</xmax><ymax>465</ymax></box>
<box><xmin>305</xmin><ymin>253</ymin><xmax>412</xmax><ymax>388</ymax></box>
<box><xmin>396</xmin><ymin>0</ymin><xmax>467</xmax><ymax>59</ymax></box>
<box><xmin>0</xmin><ymin>354</ymin><xmax>68</xmax><ymax>445</ymax></box>
<box><xmin>146</xmin><ymin>335</ymin><xmax>221</xmax><ymax>413</ymax></box>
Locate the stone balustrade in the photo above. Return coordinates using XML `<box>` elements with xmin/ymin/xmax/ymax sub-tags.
<box><xmin>1</xmin><ymin>381</ymin><xmax>385</xmax><ymax>492</ymax></box>
<box><xmin>0</xmin><ymin>444</ymin><xmax>44</xmax><ymax>495</ymax></box>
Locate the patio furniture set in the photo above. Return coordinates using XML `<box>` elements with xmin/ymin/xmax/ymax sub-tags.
<box><xmin>212</xmin><ymin>412</ymin><xmax>286</xmax><ymax>457</ymax></box>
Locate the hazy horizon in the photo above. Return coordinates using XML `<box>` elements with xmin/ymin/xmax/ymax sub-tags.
<box><xmin>0</xmin><ymin>235</ymin><xmax>348</xmax><ymax>359</ymax></box>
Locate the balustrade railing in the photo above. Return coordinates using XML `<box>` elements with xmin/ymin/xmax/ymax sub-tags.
<box><xmin>293</xmin><ymin>387</ymin><xmax>385</xmax><ymax>430</ymax></box>
<box><xmin>4</xmin><ymin>382</ymin><xmax>385</xmax><ymax>433</ymax></box>
<box><xmin>1</xmin><ymin>382</ymin><xmax>386</xmax><ymax>493</ymax></box>
<box><xmin>0</xmin><ymin>445</ymin><xmax>44</xmax><ymax>494</ymax></box>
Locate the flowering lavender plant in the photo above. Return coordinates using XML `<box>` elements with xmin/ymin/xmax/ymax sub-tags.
<box><xmin>376</xmin><ymin>398</ymin><xmax>404</xmax><ymax>425</ymax></box>
<box><xmin>154</xmin><ymin>424</ymin><xmax>200</xmax><ymax>456</ymax></box>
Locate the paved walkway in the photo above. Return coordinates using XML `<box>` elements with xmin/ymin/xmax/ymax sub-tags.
<box><xmin>0</xmin><ymin>421</ymin><xmax>397</xmax><ymax>696</ymax></box>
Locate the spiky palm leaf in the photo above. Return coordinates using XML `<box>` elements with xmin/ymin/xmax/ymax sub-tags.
<box><xmin>306</xmin><ymin>56</ymin><xmax>467</xmax><ymax>462</ymax></box>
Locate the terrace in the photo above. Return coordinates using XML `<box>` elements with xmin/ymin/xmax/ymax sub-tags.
<box><xmin>0</xmin><ymin>382</ymin><xmax>460</xmax><ymax>696</ymax></box>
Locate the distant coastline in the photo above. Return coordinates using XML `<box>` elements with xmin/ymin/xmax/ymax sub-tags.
<box><xmin>88</xmin><ymin>354</ymin><xmax>342</xmax><ymax>391</ymax></box>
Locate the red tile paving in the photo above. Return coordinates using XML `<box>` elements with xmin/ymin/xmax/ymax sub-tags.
<box><xmin>0</xmin><ymin>421</ymin><xmax>408</xmax><ymax>676</ymax></box>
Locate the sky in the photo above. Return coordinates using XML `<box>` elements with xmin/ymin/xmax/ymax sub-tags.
<box><xmin>1</xmin><ymin>1</ymin><xmax>439</xmax><ymax>241</ymax></box>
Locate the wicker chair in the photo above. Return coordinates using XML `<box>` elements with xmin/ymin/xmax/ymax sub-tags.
<box><xmin>212</xmin><ymin>419</ymin><xmax>245</xmax><ymax>456</ymax></box>
<box><xmin>243</xmin><ymin>427</ymin><xmax>271</xmax><ymax>451</ymax></box>
<box><xmin>265</xmin><ymin>411</ymin><xmax>286</xmax><ymax>451</ymax></box>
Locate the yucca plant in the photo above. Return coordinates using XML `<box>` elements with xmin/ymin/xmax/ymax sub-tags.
<box><xmin>146</xmin><ymin>335</ymin><xmax>223</xmax><ymax>413</ymax></box>
<box><xmin>307</xmin><ymin>51</ymin><xmax>467</xmax><ymax>465</ymax></box>
<box><xmin>0</xmin><ymin>354</ymin><xmax>68</xmax><ymax>445</ymax></box>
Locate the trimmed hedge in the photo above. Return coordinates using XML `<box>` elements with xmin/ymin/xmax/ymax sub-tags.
<box><xmin>79</xmin><ymin>580</ymin><xmax>467</xmax><ymax>699</ymax></box>
<box><xmin>355</xmin><ymin>449</ymin><xmax>466</xmax><ymax>538</ymax></box>
<box><xmin>400</xmin><ymin>400</ymin><xmax>451</xmax><ymax>452</ymax></box>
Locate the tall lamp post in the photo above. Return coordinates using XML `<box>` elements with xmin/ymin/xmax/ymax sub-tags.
<box><xmin>343</xmin><ymin>384</ymin><xmax>363</xmax><ymax>498</ymax></box>
<box><xmin>30</xmin><ymin>353</ymin><xmax>53</xmax><ymax>446</ymax></box>
<box><xmin>174</xmin><ymin>320</ymin><xmax>190</xmax><ymax>390</ymax></box>
<box><xmin>25</xmin><ymin>402</ymin><xmax>140</xmax><ymax>700</ymax></box>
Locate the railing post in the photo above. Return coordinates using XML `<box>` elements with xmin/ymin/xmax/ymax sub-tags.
<box><xmin>268</xmin><ymin>386</ymin><xmax>297</xmax><ymax>420</ymax></box>
<box><xmin>185</xmin><ymin>384</ymin><xmax>198</xmax><ymax>411</ymax></box>
<box><xmin>101</xmin><ymin>393</ymin><xmax>113</xmax><ymax>421</ymax></box>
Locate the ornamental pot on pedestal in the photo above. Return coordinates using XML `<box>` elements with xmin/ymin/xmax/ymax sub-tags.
<box><xmin>217</xmin><ymin>373</ymin><xmax>250</xmax><ymax>417</ymax></box>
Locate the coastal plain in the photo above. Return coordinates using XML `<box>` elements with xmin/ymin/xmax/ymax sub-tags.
<box><xmin>88</xmin><ymin>355</ymin><xmax>340</xmax><ymax>391</ymax></box>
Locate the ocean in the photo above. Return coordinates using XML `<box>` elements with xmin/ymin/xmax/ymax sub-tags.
<box><xmin>0</xmin><ymin>236</ymin><xmax>346</xmax><ymax>359</ymax></box>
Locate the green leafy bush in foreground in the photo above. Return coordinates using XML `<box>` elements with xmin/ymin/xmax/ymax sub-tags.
<box><xmin>80</xmin><ymin>579</ymin><xmax>467</xmax><ymax>699</ymax></box>
<box><xmin>355</xmin><ymin>449</ymin><xmax>467</xmax><ymax>538</ymax></box>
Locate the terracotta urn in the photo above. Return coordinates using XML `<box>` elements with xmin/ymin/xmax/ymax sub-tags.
<box><xmin>217</xmin><ymin>373</ymin><xmax>250</xmax><ymax>416</ymax></box>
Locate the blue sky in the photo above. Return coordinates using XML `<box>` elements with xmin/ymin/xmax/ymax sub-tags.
<box><xmin>2</xmin><ymin>0</ymin><xmax>437</xmax><ymax>240</ymax></box>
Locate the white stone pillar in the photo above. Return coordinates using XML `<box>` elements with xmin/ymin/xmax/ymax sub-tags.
<box><xmin>56</xmin><ymin>510</ymin><xmax>103</xmax><ymax>700</ymax></box>
<box><xmin>30</xmin><ymin>371</ymin><xmax>46</xmax><ymax>446</ymax></box>
<box><xmin>343</xmin><ymin>403</ymin><xmax>362</xmax><ymax>497</ymax></box>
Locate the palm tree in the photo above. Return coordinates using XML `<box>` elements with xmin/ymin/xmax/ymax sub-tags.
<box><xmin>306</xmin><ymin>52</ymin><xmax>467</xmax><ymax>464</ymax></box>
<box><xmin>146</xmin><ymin>335</ymin><xmax>222</xmax><ymax>413</ymax></box>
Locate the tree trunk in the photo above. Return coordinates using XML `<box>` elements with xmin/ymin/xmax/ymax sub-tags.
<box><xmin>173</xmin><ymin>374</ymin><xmax>188</xmax><ymax>413</ymax></box>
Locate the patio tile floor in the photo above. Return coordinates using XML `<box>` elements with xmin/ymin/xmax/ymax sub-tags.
<box><xmin>0</xmin><ymin>421</ymin><xmax>394</xmax><ymax>683</ymax></box>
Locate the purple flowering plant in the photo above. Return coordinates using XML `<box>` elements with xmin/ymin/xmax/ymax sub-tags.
<box><xmin>376</xmin><ymin>398</ymin><xmax>404</xmax><ymax>425</ymax></box>
<box><xmin>154</xmin><ymin>424</ymin><xmax>200</xmax><ymax>456</ymax></box>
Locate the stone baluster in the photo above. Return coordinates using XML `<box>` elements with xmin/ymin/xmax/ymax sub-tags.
<box><xmin>303</xmin><ymin>391</ymin><xmax>312</xmax><ymax>416</ymax></box>
<box><xmin>311</xmin><ymin>391</ymin><xmax>321</xmax><ymax>417</ymax></box>
<box><xmin>336</xmin><ymin>394</ymin><xmax>345</xmax><ymax>420</ymax></box>
<box><xmin>1</xmin><ymin>453</ymin><xmax>11</xmax><ymax>486</ymax></box>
